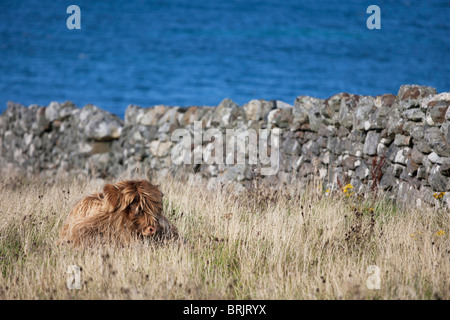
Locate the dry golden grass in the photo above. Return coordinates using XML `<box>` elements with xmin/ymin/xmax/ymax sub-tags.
<box><xmin>0</xmin><ymin>173</ymin><xmax>448</xmax><ymax>300</ymax></box>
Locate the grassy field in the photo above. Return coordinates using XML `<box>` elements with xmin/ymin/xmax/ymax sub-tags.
<box><xmin>0</xmin><ymin>173</ymin><xmax>448</xmax><ymax>300</ymax></box>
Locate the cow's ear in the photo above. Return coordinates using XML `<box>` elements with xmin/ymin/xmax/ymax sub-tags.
<box><xmin>103</xmin><ymin>183</ymin><xmax>121</xmax><ymax>211</ymax></box>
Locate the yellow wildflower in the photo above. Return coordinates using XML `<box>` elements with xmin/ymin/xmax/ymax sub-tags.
<box><xmin>433</xmin><ymin>192</ymin><xmax>445</xmax><ymax>200</ymax></box>
<box><xmin>435</xmin><ymin>230</ymin><xmax>445</xmax><ymax>237</ymax></box>
<box><xmin>343</xmin><ymin>184</ymin><xmax>354</xmax><ymax>196</ymax></box>
<box><xmin>343</xmin><ymin>184</ymin><xmax>353</xmax><ymax>191</ymax></box>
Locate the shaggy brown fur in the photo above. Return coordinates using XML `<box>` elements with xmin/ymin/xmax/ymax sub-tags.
<box><xmin>59</xmin><ymin>180</ymin><xmax>178</xmax><ymax>246</ymax></box>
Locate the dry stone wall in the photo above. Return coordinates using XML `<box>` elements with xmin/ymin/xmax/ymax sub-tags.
<box><xmin>0</xmin><ymin>85</ymin><xmax>449</xmax><ymax>208</ymax></box>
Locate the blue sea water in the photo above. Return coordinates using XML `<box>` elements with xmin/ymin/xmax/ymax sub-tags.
<box><xmin>0</xmin><ymin>0</ymin><xmax>449</xmax><ymax>118</ymax></box>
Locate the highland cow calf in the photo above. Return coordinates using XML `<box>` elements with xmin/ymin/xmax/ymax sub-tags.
<box><xmin>59</xmin><ymin>180</ymin><xmax>178</xmax><ymax>246</ymax></box>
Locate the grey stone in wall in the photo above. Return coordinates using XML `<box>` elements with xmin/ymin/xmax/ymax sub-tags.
<box><xmin>363</xmin><ymin>131</ymin><xmax>381</xmax><ymax>156</ymax></box>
